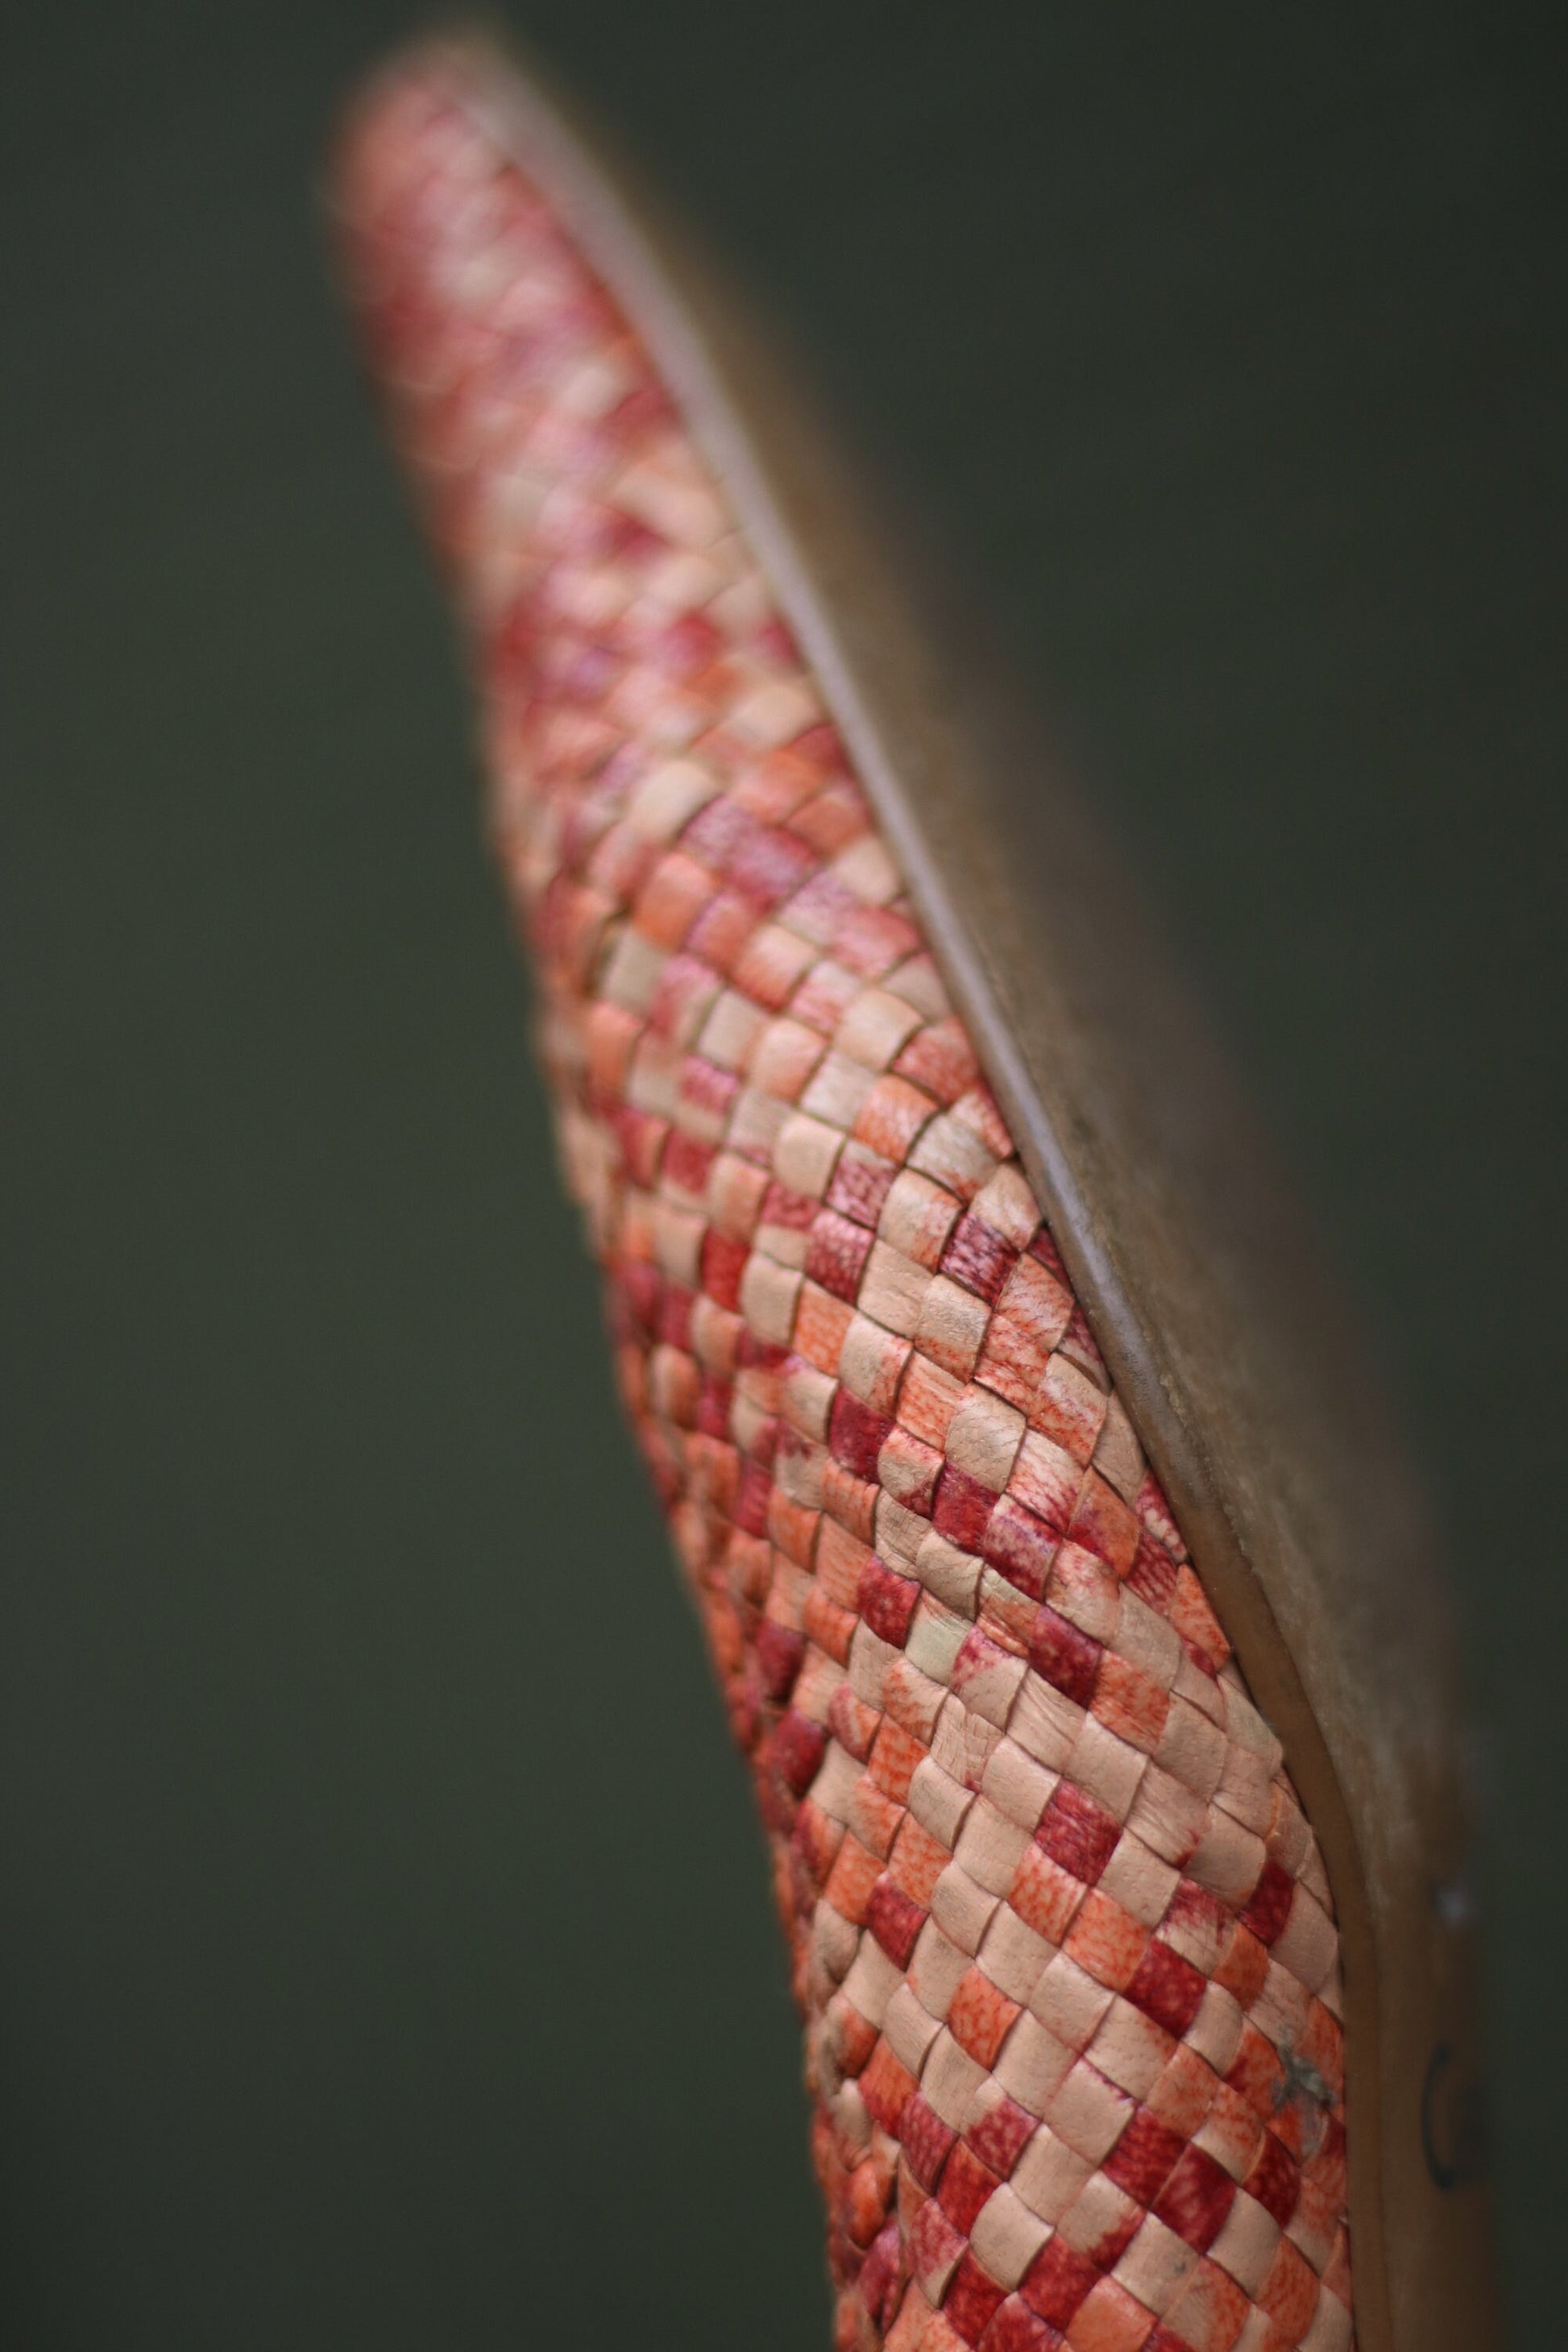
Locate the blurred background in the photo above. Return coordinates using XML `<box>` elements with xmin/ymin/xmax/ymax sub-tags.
<box><xmin>4</xmin><ymin>3</ymin><xmax>1564</xmax><ymax>2344</ymax></box>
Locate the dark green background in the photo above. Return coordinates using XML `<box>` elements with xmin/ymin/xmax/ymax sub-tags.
<box><xmin>4</xmin><ymin>3</ymin><xmax>1563</xmax><ymax>2343</ymax></box>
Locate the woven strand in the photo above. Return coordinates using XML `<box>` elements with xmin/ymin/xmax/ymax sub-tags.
<box><xmin>337</xmin><ymin>60</ymin><xmax>1354</xmax><ymax>2352</ymax></box>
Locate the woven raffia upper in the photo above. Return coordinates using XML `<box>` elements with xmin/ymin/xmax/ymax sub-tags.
<box><xmin>336</xmin><ymin>58</ymin><xmax>1354</xmax><ymax>2352</ymax></box>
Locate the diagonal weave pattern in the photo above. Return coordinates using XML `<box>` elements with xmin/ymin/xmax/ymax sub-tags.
<box><xmin>335</xmin><ymin>56</ymin><xmax>1354</xmax><ymax>2352</ymax></box>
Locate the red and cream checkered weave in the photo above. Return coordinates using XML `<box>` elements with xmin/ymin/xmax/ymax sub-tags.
<box><xmin>335</xmin><ymin>56</ymin><xmax>1354</xmax><ymax>2352</ymax></box>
